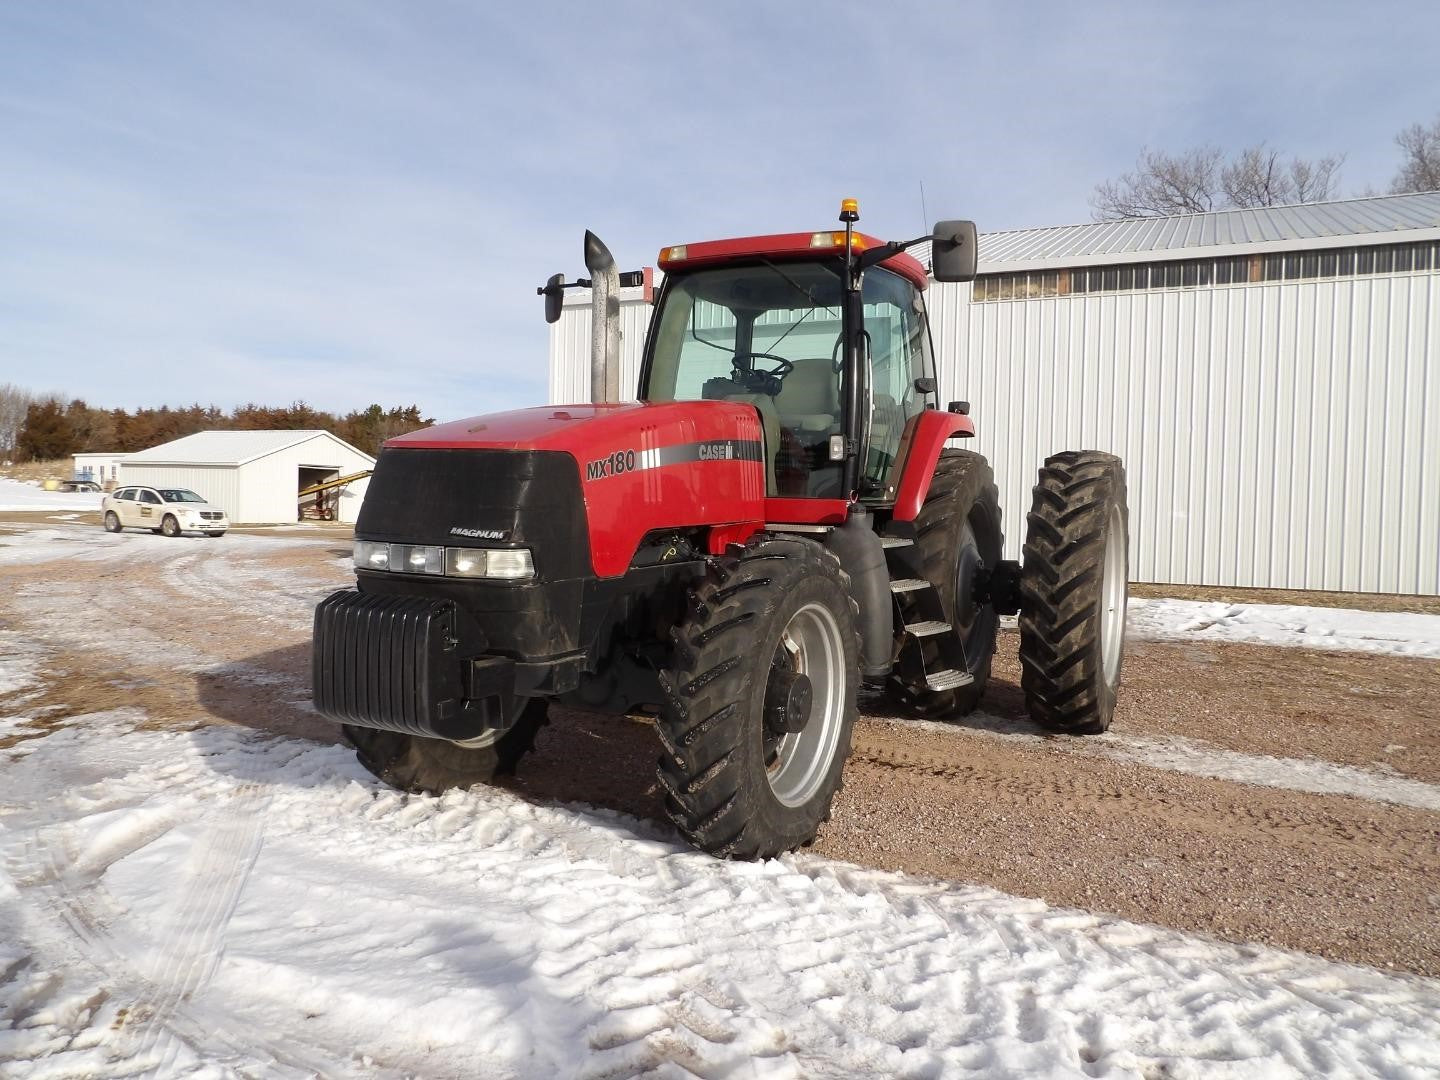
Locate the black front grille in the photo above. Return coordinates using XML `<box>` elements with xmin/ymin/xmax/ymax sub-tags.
<box><xmin>357</xmin><ymin>447</ymin><xmax>591</xmax><ymax>580</ymax></box>
<box><xmin>201</xmin><ymin>511</ymin><xmax>223</xmax><ymax>520</ymax></box>
<box><xmin>312</xmin><ymin>589</ymin><xmax>489</xmax><ymax>740</ymax></box>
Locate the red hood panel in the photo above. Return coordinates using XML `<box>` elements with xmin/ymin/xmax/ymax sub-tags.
<box><xmin>390</xmin><ymin>401</ymin><xmax>742</xmax><ymax>452</ymax></box>
<box><xmin>387</xmin><ymin>401</ymin><xmax>767</xmax><ymax>577</ymax></box>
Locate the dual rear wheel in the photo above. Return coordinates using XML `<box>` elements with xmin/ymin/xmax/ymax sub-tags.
<box><xmin>894</xmin><ymin>448</ymin><xmax>1129</xmax><ymax>736</ymax></box>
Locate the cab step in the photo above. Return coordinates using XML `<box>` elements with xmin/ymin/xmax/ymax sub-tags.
<box><xmin>889</xmin><ymin>578</ymin><xmax>931</xmax><ymax>594</ymax></box>
<box><xmin>905</xmin><ymin>620</ymin><xmax>951</xmax><ymax>638</ymax></box>
<box><xmin>925</xmin><ymin>669</ymin><xmax>975</xmax><ymax>692</ymax></box>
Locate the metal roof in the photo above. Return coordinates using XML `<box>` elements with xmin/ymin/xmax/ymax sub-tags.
<box><xmin>916</xmin><ymin>191</ymin><xmax>1440</xmax><ymax>273</ymax></box>
<box><xmin>123</xmin><ymin>429</ymin><xmax>374</xmax><ymax>467</ymax></box>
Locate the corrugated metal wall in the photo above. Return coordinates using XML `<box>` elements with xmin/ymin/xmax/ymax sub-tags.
<box><xmin>550</xmin><ymin>269</ymin><xmax>1439</xmax><ymax>595</ymax></box>
<box><xmin>547</xmin><ymin>297</ymin><xmax>652</xmax><ymax>405</ymax></box>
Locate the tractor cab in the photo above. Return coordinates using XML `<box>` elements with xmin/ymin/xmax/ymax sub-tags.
<box><xmin>640</xmin><ymin>225</ymin><xmax>940</xmax><ymax>505</ymax></box>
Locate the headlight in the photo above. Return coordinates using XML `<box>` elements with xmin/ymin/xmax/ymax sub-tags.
<box><xmin>391</xmin><ymin>544</ymin><xmax>444</xmax><ymax>575</ymax></box>
<box><xmin>483</xmin><ymin>549</ymin><xmax>534</xmax><ymax>579</ymax></box>
<box><xmin>445</xmin><ymin>547</ymin><xmax>488</xmax><ymax>577</ymax></box>
<box><xmin>356</xmin><ymin>541</ymin><xmax>533</xmax><ymax>580</ymax></box>
<box><xmin>354</xmin><ymin>540</ymin><xmax>390</xmax><ymax>570</ymax></box>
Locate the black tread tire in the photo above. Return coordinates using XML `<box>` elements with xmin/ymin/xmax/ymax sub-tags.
<box><xmin>897</xmin><ymin>449</ymin><xmax>1003</xmax><ymax>716</ymax></box>
<box><xmin>343</xmin><ymin>698</ymin><xmax>550</xmax><ymax>793</ymax></box>
<box><xmin>1019</xmin><ymin>450</ymin><xmax>1129</xmax><ymax>735</ymax></box>
<box><xmin>161</xmin><ymin>514</ymin><xmax>181</xmax><ymax>538</ymax></box>
<box><xmin>205</xmin><ymin>531</ymin><xmax>225</xmax><ymax>538</ymax></box>
<box><xmin>657</xmin><ymin>535</ymin><xmax>859</xmax><ymax>859</ymax></box>
<box><xmin>103</xmin><ymin>511</ymin><xmax>122</xmax><ymax>533</ymax></box>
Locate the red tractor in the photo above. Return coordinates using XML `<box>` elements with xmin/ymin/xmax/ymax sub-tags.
<box><xmin>313</xmin><ymin>201</ymin><xmax>1129</xmax><ymax>859</ymax></box>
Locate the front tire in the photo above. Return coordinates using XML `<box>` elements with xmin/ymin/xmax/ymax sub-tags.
<box><xmin>161</xmin><ymin>514</ymin><xmax>181</xmax><ymax>537</ymax></box>
<box><xmin>657</xmin><ymin>535</ymin><xmax>859</xmax><ymax>859</ymax></box>
<box><xmin>103</xmin><ymin>511</ymin><xmax>122</xmax><ymax>533</ymax></box>
<box><xmin>1019</xmin><ymin>451</ymin><xmax>1129</xmax><ymax>734</ymax></box>
<box><xmin>343</xmin><ymin>698</ymin><xmax>550</xmax><ymax>793</ymax></box>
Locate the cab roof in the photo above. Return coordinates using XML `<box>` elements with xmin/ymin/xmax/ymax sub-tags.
<box><xmin>658</xmin><ymin>232</ymin><xmax>929</xmax><ymax>291</ymax></box>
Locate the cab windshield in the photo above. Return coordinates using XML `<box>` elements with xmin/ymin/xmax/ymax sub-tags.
<box><xmin>643</xmin><ymin>260</ymin><xmax>933</xmax><ymax>500</ymax></box>
<box><xmin>159</xmin><ymin>489</ymin><xmax>206</xmax><ymax>503</ymax></box>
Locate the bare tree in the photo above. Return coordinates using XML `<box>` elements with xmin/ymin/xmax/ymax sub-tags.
<box><xmin>1391</xmin><ymin>115</ymin><xmax>1440</xmax><ymax>194</ymax></box>
<box><xmin>0</xmin><ymin>383</ymin><xmax>37</xmax><ymax>461</ymax></box>
<box><xmin>1091</xmin><ymin>146</ymin><xmax>1223</xmax><ymax>219</ymax></box>
<box><xmin>1092</xmin><ymin>144</ymin><xmax>1344</xmax><ymax>220</ymax></box>
<box><xmin>1222</xmin><ymin>144</ymin><xmax>1343</xmax><ymax>207</ymax></box>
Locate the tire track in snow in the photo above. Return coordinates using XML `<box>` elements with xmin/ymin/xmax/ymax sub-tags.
<box><xmin>2</xmin><ymin>739</ymin><xmax>366</xmax><ymax>1078</ymax></box>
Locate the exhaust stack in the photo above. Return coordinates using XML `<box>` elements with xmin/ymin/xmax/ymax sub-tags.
<box><xmin>584</xmin><ymin>230</ymin><xmax>621</xmax><ymax>405</ymax></box>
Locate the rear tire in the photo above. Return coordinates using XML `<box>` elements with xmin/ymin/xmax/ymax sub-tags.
<box><xmin>1019</xmin><ymin>451</ymin><xmax>1129</xmax><ymax>734</ymax></box>
<box><xmin>161</xmin><ymin>514</ymin><xmax>181</xmax><ymax>537</ymax></box>
<box><xmin>103</xmin><ymin>511</ymin><xmax>122</xmax><ymax>533</ymax></box>
<box><xmin>657</xmin><ymin>535</ymin><xmax>858</xmax><ymax>859</ymax></box>
<box><xmin>895</xmin><ymin>449</ymin><xmax>1003</xmax><ymax>716</ymax></box>
<box><xmin>343</xmin><ymin>698</ymin><xmax>550</xmax><ymax>792</ymax></box>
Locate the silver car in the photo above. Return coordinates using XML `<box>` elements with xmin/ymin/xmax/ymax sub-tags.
<box><xmin>103</xmin><ymin>486</ymin><xmax>229</xmax><ymax>537</ymax></box>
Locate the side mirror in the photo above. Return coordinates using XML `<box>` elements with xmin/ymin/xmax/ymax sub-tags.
<box><xmin>541</xmin><ymin>273</ymin><xmax>565</xmax><ymax>324</ymax></box>
<box><xmin>931</xmin><ymin>220</ymin><xmax>978</xmax><ymax>283</ymax></box>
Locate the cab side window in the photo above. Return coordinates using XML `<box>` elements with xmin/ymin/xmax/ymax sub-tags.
<box><xmin>139</xmin><ymin>490</ymin><xmax>161</xmax><ymax>505</ymax></box>
<box><xmin>115</xmin><ymin>489</ymin><xmax>134</xmax><ymax>501</ymax></box>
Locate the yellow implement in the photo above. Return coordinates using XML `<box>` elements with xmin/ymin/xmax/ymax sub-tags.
<box><xmin>298</xmin><ymin>469</ymin><xmax>373</xmax><ymax>498</ymax></box>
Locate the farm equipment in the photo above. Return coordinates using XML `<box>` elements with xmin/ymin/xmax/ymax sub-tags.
<box><xmin>312</xmin><ymin>201</ymin><xmax>1129</xmax><ymax>859</ymax></box>
<box><xmin>298</xmin><ymin>469</ymin><xmax>373</xmax><ymax>521</ymax></box>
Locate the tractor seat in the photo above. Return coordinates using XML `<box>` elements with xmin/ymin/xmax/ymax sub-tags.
<box><xmin>774</xmin><ymin>357</ymin><xmax>839</xmax><ymax>436</ymax></box>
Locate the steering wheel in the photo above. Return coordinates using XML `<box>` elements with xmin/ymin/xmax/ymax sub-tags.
<box><xmin>732</xmin><ymin>352</ymin><xmax>794</xmax><ymax>395</ymax></box>
<box><xmin>735</xmin><ymin>352</ymin><xmax>794</xmax><ymax>380</ymax></box>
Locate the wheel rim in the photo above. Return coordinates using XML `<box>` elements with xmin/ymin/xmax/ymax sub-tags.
<box><xmin>105</xmin><ymin>512</ymin><xmax>117</xmax><ymax>531</ymax></box>
<box><xmin>1098</xmin><ymin>503</ymin><xmax>1127</xmax><ymax>690</ymax></box>
<box><xmin>764</xmin><ymin>600</ymin><xmax>846</xmax><ymax>808</ymax></box>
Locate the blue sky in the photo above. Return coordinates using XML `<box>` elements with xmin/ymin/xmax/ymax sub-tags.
<box><xmin>2</xmin><ymin>0</ymin><xmax>1436</xmax><ymax>420</ymax></box>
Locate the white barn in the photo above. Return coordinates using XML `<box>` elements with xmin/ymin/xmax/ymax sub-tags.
<box><xmin>72</xmin><ymin>451</ymin><xmax>130</xmax><ymax>487</ymax></box>
<box><xmin>548</xmin><ymin>192</ymin><xmax>1440</xmax><ymax>596</ymax></box>
<box><xmin>119</xmin><ymin>430</ymin><xmax>374</xmax><ymax>524</ymax></box>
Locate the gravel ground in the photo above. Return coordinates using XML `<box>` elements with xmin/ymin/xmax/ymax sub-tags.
<box><xmin>4</xmin><ymin>522</ymin><xmax>1438</xmax><ymax>979</ymax></box>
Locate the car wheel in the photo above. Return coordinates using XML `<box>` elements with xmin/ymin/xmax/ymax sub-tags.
<box><xmin>161</xmin><ymin>514</ymin><xmax>182</xmax><ymax>538</ymax></box>
<box><xmin>103</xmin><ymin>511</ymin><xmax>122</xmax><ymax>533</ymax></box>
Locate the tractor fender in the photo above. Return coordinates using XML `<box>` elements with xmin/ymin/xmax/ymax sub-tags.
<box><xmin>889</xmin><ymin>410</ymin><xmax>977</xmax><ymax>522</ymax></box>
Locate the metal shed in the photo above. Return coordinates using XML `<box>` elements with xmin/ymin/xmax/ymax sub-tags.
<box><xmin>548</xmin><ymin>192</ymin><xmax>1440</xmax><ymax>596</ymax></box>
<box><xmin>118</xmin><ymin>430</ymin><xmax>374</xmax><ymax>524</ymax></box>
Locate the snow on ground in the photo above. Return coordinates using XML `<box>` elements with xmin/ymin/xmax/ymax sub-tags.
<box><xmin>0</xmin><ymin>477</ymin><xmax>103</xmax><ymax>513</ymax></box>
<box><xmin>4</xmin><ymin>706</ymin><xmax>1440</xmax><ymax>1079</ymax></box>
<box><xmin>3</xmin><ymin>523</ymin><xmax>1440</xmax><ymax>1076</ymax></box>
<box><xmin>1129</xmin><ymin>597</ymin><xmax>1440</xmax><ymax>659</ymax></box>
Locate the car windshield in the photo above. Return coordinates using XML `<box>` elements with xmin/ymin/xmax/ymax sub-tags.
<box><xmin>160</xmin><ymin>489</ymin><xmax>206</xmax><ymax>503</ymax></box>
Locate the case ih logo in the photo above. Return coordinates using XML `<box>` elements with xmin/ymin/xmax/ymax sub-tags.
<box><xmin>696</xmin><ymin>441</ymin><xmax>733</xmax><ymax>460</ymax></box>
<box><xmin>585</xmin><ymin>449</ymin><xmax>637</xmax><ymax>481</ymax></box>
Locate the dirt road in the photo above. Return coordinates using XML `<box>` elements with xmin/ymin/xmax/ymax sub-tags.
<box><xmin>4</xmin><ymin>520</ymin><xmax>1438</xmax><ymax>976</ymax></box>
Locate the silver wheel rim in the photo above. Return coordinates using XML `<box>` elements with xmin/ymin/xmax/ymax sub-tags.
<box><xmin>765</xmin><ymin>600</ymin><xmax>847</xmax><ymax>808</ymax></box>
<box><xmin>1098</xmin><ymin>503</ymin><xmax>1126</xmax><ymax>690</ymax></box>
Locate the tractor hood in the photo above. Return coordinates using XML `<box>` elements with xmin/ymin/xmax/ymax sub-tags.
<box><xmin>377</xmin><ymin>400</ymin><xmax>768</xmax><ymax>577</ymax></box>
